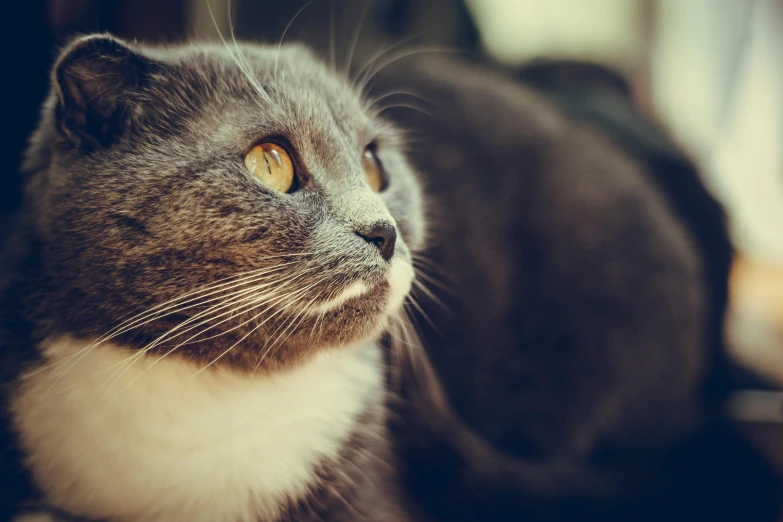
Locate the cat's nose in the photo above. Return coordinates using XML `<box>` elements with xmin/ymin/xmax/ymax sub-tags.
<box><xmin>356</xmin><ymin>223</ymin><xmax>397</xmax><ymax>261</ymax></box>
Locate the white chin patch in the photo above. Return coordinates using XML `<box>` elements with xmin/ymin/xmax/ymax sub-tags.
<box><xmin>386</xmin><ymin>257</ymin><xmax>414</xmax><ymax>313</ymax></box>
<box><xmin>310</xmin><ymin>279</ymin><xmax>369</xmax><ymax>314</ymax></box>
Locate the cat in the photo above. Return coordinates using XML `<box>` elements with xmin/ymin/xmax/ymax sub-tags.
<box><xmin>0</xmin><ymin>33</ymin><xmax>424</xmax><ymax>521</ymax></box>
<box><xmin>371</xmin><ymin>56</ymin><xmax>782</xmax><ymax>521</ymax></box>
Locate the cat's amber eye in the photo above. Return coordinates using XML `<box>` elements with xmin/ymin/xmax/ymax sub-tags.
<box><xmin>244</xmin><ymin>143</ymin><xmax>295</xmax><ymax>193</ymax></box>
<box><xmin>362</xmin><ymin>146</ymin><xmax>386</xmax><ymax>192</ymax></box>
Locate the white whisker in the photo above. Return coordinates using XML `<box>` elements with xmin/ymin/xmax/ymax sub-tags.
<box><xmin>39</xmin><ymin>272</ymin><xmax>291</xmax><ymax>396</ymax></box>
<box><xmin>328</xmin><ymin>0</ymin><xmax>336</xmax><ymax>71</ymax></box>
<box><xmin>93</xmin><ymin>262</ymin><xmax>299</xmax><ymax>348</ymax></box>
<box><xmin>373</xmin><ymin>102</ymin><xmax>432</xmax><ymax>118</ymax></box>
<box><xmin>91</xmin><ymin>255</ymin><xmax>310</xmax><ymax>346</ymax></box>
<box><xmin>273</xmin><ymin>0</ymin><xmax>318</xmax><ymax>88</ymax></box>
<box><xmin>250</xmin><ymin>276</ymin><xmax>330</xmax><ymax>376</ymax></box>
<box><xmin>185</xmin><ymin>276</ymin><xmax>326</xmax><ymax>382</ymax></box>
<box><xmin>406</xmin><ymin>294</ymin><xmax>439</xmax><ymax>333</ymax></box>
<box><xmin>206</xmin><ymin>0</ymin><xmax>274</xmax><ymax>106</ymax></box>
<box><xmin>265</xmin><ymin>292</ymin><xmax>322</xmax><ymax>364</ymax></box>
<box><xmin>357</xmin><ymin>46</ymin><xmax>459</xmax><ymax>99</ymax></box>
<box><xmin>115</xmin><ymin>284</ymin><xmax>308</xmax><ymax>394</ymax></box>
<box><xmin>412</xmin><ymin>278</ymin><xmax>450</xmax><ymax>314</ymax></box>
<box><xmin>368</xmin><ymin>89</ymin><xmax>432</xmax><ymax>110</ymax></box>
<box><xmin>343</xmin><ymin>0</ymin><xmax>371</xmax><ymax>76</ymax></box>
<box><xmin>103</xmin><ymin>270</ymin><xmax>314</xmax><ymax>392</ymax></box>
<box><xmin>352</xmin><ymin>34</ymin><xmax>421</xmax><ymax>95</ymax></box>
<box><xmin>35</xmin><ymin>262</ymin><xmax>309</xmax><ymax>399</ymax></box>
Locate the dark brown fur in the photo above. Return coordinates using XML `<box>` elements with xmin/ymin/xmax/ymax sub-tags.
<box><xmin>373</xmin><ymin>57</ymin><xmax>782</xmax><ymax>522</ymax></box>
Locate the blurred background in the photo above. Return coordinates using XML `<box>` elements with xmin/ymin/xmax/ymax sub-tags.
<box><xmin>2</xmin><ymin>0</ymin><xmax>782</xmax><ymax>391</ymax></box>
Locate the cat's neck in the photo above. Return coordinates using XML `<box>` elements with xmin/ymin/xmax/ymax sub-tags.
<box><xmin>11</xmin><ymin>335</ymin><xmax>386</xmax><ymax>522</ymax></box>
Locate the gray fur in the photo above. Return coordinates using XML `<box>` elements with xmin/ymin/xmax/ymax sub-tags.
<box><xmin>17</xmin><ymin>34</ymin><xmax>423</xmax><ymax>371</ymax></box>
<box><xmin>0</xmin><ymin>34</ymin><xmax>424</xmax><ymax>520</ymax></box>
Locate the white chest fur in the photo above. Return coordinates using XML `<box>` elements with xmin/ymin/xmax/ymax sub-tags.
<box><xmin>11</xmin><ymin>337</ymin><xmax>384</xmax><ymax>522</ymax></box>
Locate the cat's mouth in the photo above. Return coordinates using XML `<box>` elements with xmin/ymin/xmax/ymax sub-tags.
<box><xmin>309</xmin><ymin>256</ymin><xmax>414</xmax><ymax>316</ymax></box>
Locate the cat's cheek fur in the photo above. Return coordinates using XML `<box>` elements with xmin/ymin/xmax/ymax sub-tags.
<box><xmin>11</xmin><ymin>336</ymin><xmax>384</xmax><ymax>522</ymax></box>
<box><xmin>386</xmin><ymin>257</ymin><xmax>414</xmax><ymax>314</ymax></box>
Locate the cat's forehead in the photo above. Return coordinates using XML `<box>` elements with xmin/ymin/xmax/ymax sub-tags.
<box><xmin>136</xmin><ymin>44</ymin><xmax>397</xmax><ymax>182</ymax></box>
<box><xmin>163</xmin><ymin>44</ymin><xmax>372</xmax><ymax>130</ymax></box>
<box><xmin>144</xmin><ymin>43</ymin><xmax>386</xmax><ymax>170</ymax></box>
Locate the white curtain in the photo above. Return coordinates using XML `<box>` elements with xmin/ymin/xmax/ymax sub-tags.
<box><xmin>468</xmin><ymin>0</ymin><xmax>783</xmax><ymax>261</ymax></box>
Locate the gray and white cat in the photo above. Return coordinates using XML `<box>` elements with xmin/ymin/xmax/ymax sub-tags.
<box><xmin>0</xmin><ymin>34</ymin><xmax>422</xmax><ymax>521</ymax></box>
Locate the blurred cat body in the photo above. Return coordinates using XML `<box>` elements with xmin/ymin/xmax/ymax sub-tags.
<box><xmin>375</xmin><ymin>57</ymin><xmax>781</xmax><ymax>521</ymax></box>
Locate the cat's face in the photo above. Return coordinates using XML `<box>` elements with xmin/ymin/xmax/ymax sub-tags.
<box><xmin>25</xmin><ymin>35</ymin><xmax>424</xmax><ymax>372</ymax></box>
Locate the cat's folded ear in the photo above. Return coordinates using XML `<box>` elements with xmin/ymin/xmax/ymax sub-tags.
<box><xmin>53</xmin><ymin>34</ymin><xmax>160</xmax><ymax>147</ymax></box>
